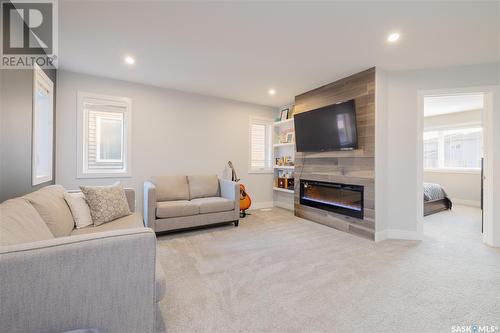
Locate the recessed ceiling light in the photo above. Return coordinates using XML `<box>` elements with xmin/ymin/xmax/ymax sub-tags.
<box><xmin>387</xmin><ymin>33</ymin><xmax>400</xmax><ymax>43</ymax></box>
<box><xmin>268</xmin><ymin>89</ymin><xmax>276</xmax><ymax>95</ymax></box>
<box><xmin>124</xmin><ymin>56</ymin><xmax>135</xmax><ymax>65</ymax></box>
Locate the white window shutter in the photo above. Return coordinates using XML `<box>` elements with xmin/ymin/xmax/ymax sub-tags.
<box><xmin>249</xmin><ymin>118</ymin><xmax>272</xmax><ymax>172</ymax></box>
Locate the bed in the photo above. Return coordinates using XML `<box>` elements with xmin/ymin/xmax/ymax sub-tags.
<box><xmin>424</xmin><ymin>183</ymin><xmax>452</xmax><ymax>216</ymax></box>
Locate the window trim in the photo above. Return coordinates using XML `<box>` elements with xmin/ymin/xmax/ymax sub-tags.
<box><xmin>423</xmin><ymin>126</ymin><xmax>483</xmax><ymax>172</ymax></box>
<box><xmin>248</xmin><ymin>116</ymin><xmax>273</xmax><ymax>174</ymax></box>
<box><xmin>424</xmin><ymin>168</ymin><xmax>481</xmax><ymax>175</ymax></box>
<box><xmin>77</xmin><ymin>92</ymin><xmax>132</xmax><ymax>178</ymax></box>
<box><xmin>32</xmin><ymin>64</ymin><xmax>54</xmax><ymax>186</ymax></box>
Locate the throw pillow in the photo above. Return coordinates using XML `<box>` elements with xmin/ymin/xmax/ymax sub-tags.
<box><xmin>80</xmin><ymin>184</ymin><xmax>131</xmax><ymax>226</ymax></box>
<box><xmin>0</xmin><ymin>198</ymin><xmax>55</xmax><ymax>246</ymax></box>
<box><xmin>23</xmin><ymin>185</ymin><xmax>75</xmax><ymax>237</ymax></box>
<box><xmin>64</xmin><ymin>192</ymin><xmax>93</xmax><ymax>229</ymax></box>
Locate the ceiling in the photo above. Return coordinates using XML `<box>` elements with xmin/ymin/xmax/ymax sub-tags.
<box><xmin>424</xmin><ymin>94</ymin><xmax>484</xmax><ymax>117</ymax></box>
<box><xmin>58</xmin><ymin>1</ymin><xmax>499</xmax><ymax>107</ymax></box>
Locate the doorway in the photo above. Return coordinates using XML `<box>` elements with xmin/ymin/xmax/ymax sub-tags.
<box><xmin>417</xmin><ymin>89</ymin><xmax>492</xmax><ymax>244</ymax></box>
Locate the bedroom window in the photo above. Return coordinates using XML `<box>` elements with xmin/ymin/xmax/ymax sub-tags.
<box><xmin>77</xmin><ymin>92</ymin><xmax>132</xmax><ymax>178</ymax></box>
<box><xmin>424</xmin><ymin>127</ymin><xmax>483</xmax><ymax>172</ymax></box>
<box><xmin>249</xmin><ymin>117</ymin><xmax>273</xmax><ymax>173</ymax></box>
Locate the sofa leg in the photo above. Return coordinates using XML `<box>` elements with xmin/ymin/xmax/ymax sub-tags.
<box><xmin>234</xmin><ymin>221</ymin><xmax>239</xmax><ymax>227</ymax></box>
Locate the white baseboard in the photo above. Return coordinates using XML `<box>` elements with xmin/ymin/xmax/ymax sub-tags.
<box><xmin>250</xmin><ymin>201</ymin><xmax>274</xmax><ymax>210</ymax></box>
<box><xmin>375</xmin><ymin>229</ymin><xmax>423</xmax><ymax>242</ymax></box>
<box><xmin>273</xmin><ymin>201</ymin><xmax>294</xmax><ymax>211</ymax></box>
<box><xmin>450</xmin><ymin>198</ymin><xmax>481</xmax><ymax>207</ymax></box>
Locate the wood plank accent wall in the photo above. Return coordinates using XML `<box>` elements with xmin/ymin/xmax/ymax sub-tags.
<box><xmin>294</xmin><ymin>67</ymin><xmax>376</xmax><ymax>240</ymax></box>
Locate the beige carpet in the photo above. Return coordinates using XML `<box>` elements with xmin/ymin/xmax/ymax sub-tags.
<box><xmin>155</xmin><ymin>206</ymin><xmax>500</xmax><ymax>333</ymax></box>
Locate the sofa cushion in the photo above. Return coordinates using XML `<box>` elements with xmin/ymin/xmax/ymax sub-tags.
<box><xmin>187</xmin><ymin>175</ymin><xmax>219</xmax><ymax>199</ymax></box>
<box><xmin>150</xmin><ymin>176</ymin><xmax>189</xmax><ymax>201</ymax></box>
<box><xmin>191</xmin><ymin>197</ymin><xmax>235</xmax><ymax>214</ymax></box>
<box><xmin>156</xmin><ymin>200</ymin><xmax>199</xmax><ymax>219</ymax></box>
<box><xmin>0</xmin><ymin>198</ymin><xmax>55</xmax><ymax>246</ymax></box>
<box><xmin>24</xmin><ymin>185</ymin><xmax>75</xmax><ymax>237</ymax></box>
<box><xmin>70</xmin><ymin>212</ymin><xmax>144</xmax><ymax>236</ymax></box>
<box><xmin>80</xmin><ymin>184</ymin><xmax>131</xmax><ymax>226</ymax></box>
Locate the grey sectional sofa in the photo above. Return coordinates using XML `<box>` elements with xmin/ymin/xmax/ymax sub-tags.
<box><xmin>0</xmin><ymin>185</ymin><xmax>165</xmax><ymax>333</ymax></box>
<box><xmin>144</xmin><ymin>175</ymin><xmax>239</xmax><ymax>233</ymax></box>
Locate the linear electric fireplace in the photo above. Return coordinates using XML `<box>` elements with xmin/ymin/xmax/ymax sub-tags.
<box><xmin>300</xmin><ymin>180</ymin><xmax>364</xmax><ymax>219</ymax></box>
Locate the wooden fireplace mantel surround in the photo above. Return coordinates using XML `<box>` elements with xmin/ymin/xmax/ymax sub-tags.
<box><xmin>293</xmin><ymin>67</ymin><xmax>376</xmax><ymax>240</ymax></box>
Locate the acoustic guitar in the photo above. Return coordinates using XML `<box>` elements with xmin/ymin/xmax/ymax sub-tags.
<box><xmin>227</xmin><ymin>161</ymin><xmax>252</xmax><ymax>217</ymax></box>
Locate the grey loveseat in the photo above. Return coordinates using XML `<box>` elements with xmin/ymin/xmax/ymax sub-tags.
<box><xmin>144</xmin><ymin>175</ymin><xmax>239</xmax><ymax>233</ymax></box>
<box><xmin>0</xmin><ymin>185</ymin><xmax>165</xmax><ymax>333</ymax></box>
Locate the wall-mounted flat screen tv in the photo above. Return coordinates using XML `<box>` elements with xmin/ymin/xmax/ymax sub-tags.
<box><xmin>294</xmin><ymin>99</ymin><xmax>358</xmax><ymax>152</ymax></box>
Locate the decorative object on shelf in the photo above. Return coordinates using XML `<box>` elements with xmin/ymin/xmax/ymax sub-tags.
<box><xmin>275</xmin><ymin>156</ymin><xmax>294</xmax><ymax>167</ymax></box>
<box><xmin>277</xmin><ymin>170</ymin><xmax>294</xmax><ymax>190</ymax></box>
<box><xmin>278</xmin><ymin>176</ymin><xmax>294</xmax><ymax>190</ymax></box>
<box><xmin>280</xmin><ymin>108</ymin><xmax>289</xmax><ymax>121</ymax></box>
<box><xmin>286</xmin><ymin>132</ymin><xmax>295</xmax><ymax>144</ymax></box>
<box><xmin>279</xmin><ymin>128</ymin><xmax>294</xmax><ymax>143</ymax></box>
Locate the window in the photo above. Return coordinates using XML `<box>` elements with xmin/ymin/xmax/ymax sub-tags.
<box><xmin>423</xmin><ymin>132</ymin><xmax>439</xmax><ymax>169</ymax></box>
<box><xmin>249</xmin><ymin>117</ymin><xmax>273</xmax><ymax>173</ymax></box>
<box><xmin>424</xmin><ymin>127</ymin><xmax>482</xmax><ymax>171</ymax></box>
<box><xmin>96</xmin><ymin>115</ymin><xmax>123</xmax><ymax>162</ymax></box>
<box><xmin>77</xmin><ymin>92</ymin><xmax>131</xmax><ymax>178</ymax></box>
<box><xmin>32</xmin><ymin>65</ymin><xmax>54</xmax><ymax>185</ymax></box>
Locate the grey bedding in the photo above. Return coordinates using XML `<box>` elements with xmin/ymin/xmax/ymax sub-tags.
<box><xmin>423</xmin><ymin>182</ymin><xmax>448</xmax><ymax>201</ymax></box>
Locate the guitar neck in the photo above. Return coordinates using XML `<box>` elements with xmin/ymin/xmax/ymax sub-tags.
<box><xmin>228</xmin><ymin>161</ymin><xmax>240</xmax><ymax>182</ymax></box>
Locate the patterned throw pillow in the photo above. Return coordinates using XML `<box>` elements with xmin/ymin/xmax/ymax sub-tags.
<box><xmin>80</xmin><ymin>184</ymin><xmax>131</xmax><ymax>226</ymax></box>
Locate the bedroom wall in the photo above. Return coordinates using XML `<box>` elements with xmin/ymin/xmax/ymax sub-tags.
<box><xmin>423</xmin><ymin>172</ymin><xmax>480</xmax><ymax>206</ymax></box>
<box><xmin>56</xmin><ymin>70</ymin><xmax>277</xmax><ymax>212</ymax></box>
<box><xmin>375</xmin><ymin>63</ymin><xmax>500</xmax><ymax>246</ymax></box>
<box><xmin>424</xmin><ymin>109</ymin><xmax>481</xmax><ymax>129</ymax></box>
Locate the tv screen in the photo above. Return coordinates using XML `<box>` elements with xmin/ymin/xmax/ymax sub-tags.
<box><xmin>294</xmin><ymin>99</ymin><xmax>358</xmax><ymax>152</ymax></box>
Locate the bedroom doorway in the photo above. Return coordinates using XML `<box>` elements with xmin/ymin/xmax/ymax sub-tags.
<box><xmin>420</xmin><ymin>92</ymin><xmax>485</xmax><ymax>243</ymax></box>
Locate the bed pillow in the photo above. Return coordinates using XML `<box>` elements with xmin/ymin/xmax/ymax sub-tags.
<box><xmin>80</xmin><ymin>184</ymin><xmax>131</xmax><ymax>226</ymax></box>
<box><xmin>64</xmin><ymin>192</ymin><xmax>93</xmax><ymax>229</ymax></box>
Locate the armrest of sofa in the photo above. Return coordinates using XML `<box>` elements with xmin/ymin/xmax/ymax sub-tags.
<box><xmin>0</xmin><ymin>228</ymin><xmax>157</xmax><ymax>333</ymax></box>
<box><xmin>143</xmin><ymin>181</ymin><xmax>157</xmax><ymax>230</ymax></box>
<box><xmin>219</xmin><ymin>178</ymin><xmax>240</xmax><ymax>219</ymax></box>
<box><xmin>124</xmin><ymin>188</ymin><xmax>135</xmax><ymax>212</ymax></box>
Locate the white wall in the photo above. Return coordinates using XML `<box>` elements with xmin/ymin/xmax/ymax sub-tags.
<box><xmin>375</xmin><ymin>63</ymin><xmax>500</xmax><ymax>245</ymax></box>
<box><xmin>424</xmin><ymin>109</ymin><xmax>481</xmax><ymax>129</ymax></box>
<box><xmin>424</xmin><ymin>171</ymin><xmax>481</xmax><ymax>206</ymax></box>
<box><xmin>56</xmin><ymin>71</ymin><xmax>277</xmax><ymax>212</ymax></box>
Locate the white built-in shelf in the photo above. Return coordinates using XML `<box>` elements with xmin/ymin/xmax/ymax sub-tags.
<box><xmin>273</xmin><ymin>187</ymin><xmax>294</xmax><ymax>194</ymax></box>
<box><xmin>273</xmin><ymin>165</ymin><xmax>295</xmax><ymax>170</ymax></box>
<box><xmin>273</xmin><ymin>142</ymin><xmax>295</xmax><ymax>148</ymax></box>
<box><xmin>273</xmin><ymin>118</ymin><xmax>294</xmax><ymax>127</ymax></box>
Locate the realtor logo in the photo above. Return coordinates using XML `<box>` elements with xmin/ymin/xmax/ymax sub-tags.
<box><xmin>1</xmin><ymin>0</ymin><xmax>58</xmax><ymax>68</ymax></box>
